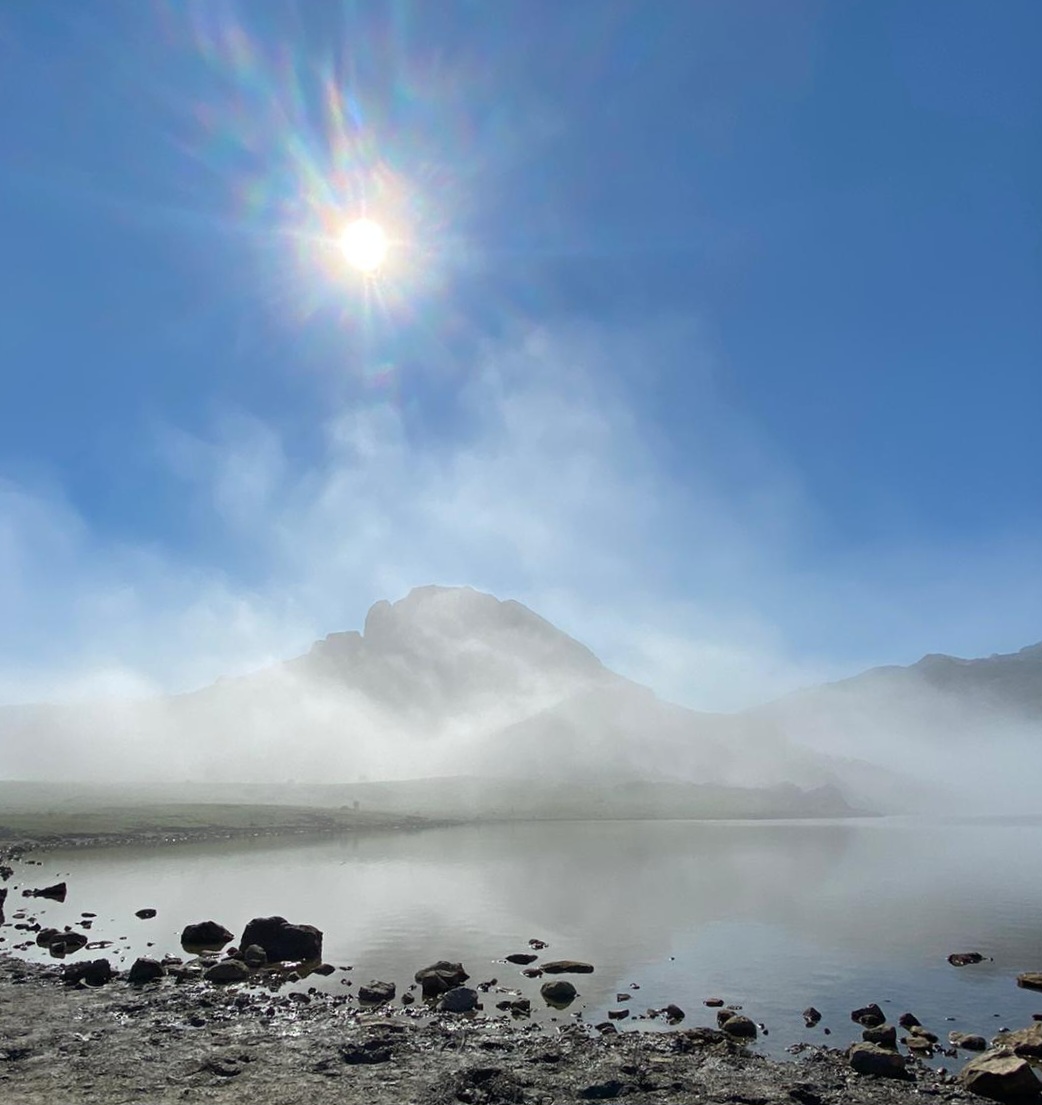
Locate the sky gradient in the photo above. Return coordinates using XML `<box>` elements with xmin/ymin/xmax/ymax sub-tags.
<box><xmin>0</xmin><ymin>0</ymin><xmax>1039</xmax><ymax>709</ymax></box>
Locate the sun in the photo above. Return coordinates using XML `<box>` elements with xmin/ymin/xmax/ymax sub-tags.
<box><xmin>339</xmin><ymin>217</ymin><xmax>388</xmax><ymax>273</ymax></box>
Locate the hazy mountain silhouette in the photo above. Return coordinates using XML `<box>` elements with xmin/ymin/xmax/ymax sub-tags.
<box><xmin>1</xmin><ymin>585</ymin><xmax>1037</xmax><ymax>815</ymax></box>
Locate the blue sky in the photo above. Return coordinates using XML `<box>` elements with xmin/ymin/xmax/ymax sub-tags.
<box><xmin>0</xmin><ymin>0</ymin><xmax>1039</xmax><ymax>708</ymax></box>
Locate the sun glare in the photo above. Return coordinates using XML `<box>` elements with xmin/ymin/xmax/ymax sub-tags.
<box><xmin>340</xmin><ymin>218</ymin><xmax>388</xmax><ymax>273</ymax></box>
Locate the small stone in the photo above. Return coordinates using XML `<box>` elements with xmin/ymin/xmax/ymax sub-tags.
<box><xmin>204</xmin><ymin>959</ymin><xmax>251</xmax><ymax>983</ymax></box>
<box><xmin>242</xmin><ymin>945</ymin><xmax>267</xmax><ymax>968</ymax></box>
<box><xmin>135</xmin><ymin>908</ymin><xmax>157</xmax><ymax>920</ymax></box>
<box><xmin>704</xmin><ymin>997</ymin><xmax>725</xmax><ymax>1007</ymax></box>
<box><xmin>358</xmin><ymin>980</ymin><xmax>396</xmax><ymax>1004</ymax></box>
<box><xmin>948</xmin><ymin>952</ymin><xmax>985</xmax><ymax>966</ymax></box>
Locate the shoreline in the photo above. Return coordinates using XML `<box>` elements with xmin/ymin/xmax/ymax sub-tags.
<box><xmin>0</xmin><ymin>956</ymin><xmax>977</xmax><ymax>1104</ymax></box>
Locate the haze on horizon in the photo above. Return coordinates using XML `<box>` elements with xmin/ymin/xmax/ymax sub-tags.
<box><xmin>0</xmin><ymin>3</ymin><xmax>1038</xmax><ymax>810</ymax></box>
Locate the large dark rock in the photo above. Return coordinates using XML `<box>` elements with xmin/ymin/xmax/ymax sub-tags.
<box><xmin>48</xmin><ymin>931</ymin><xmax>88</xmax><ymax>958</ymax></box>
<box><xmin>541</xmin><ymin>960</ymin><xmax>594</xmax><ymax>974</ymax></box>
<box><xmin>541</xmin><ymin>979</ymin><xmax>577</xmax><ymax>1006</ymax></box>
<box><xmin>851</xmin><ymin>1003</ymin><xmax>886</xmax><ymax>1028</ymax></box>
<box><xmin>180</xmin><ymin>920</ymin><xmax>234</xmax><ymax>949</ymax></box>
<box><xmin>358</xmin><ymin>980</ymin><xmax>396</xmax><ymax>1004</ymax></box>
<box><xmin>848</xmin><ymin>1043</ymin><xmax>909</xmax><ymax>1079</ymax></box>
<box><xmin>63</xmin><ymin>958</ymin><xmax>114</xmax><ymax>987</ymax></box>
<box><xmin>24</xmin><ymin>882</ymin><xmax>67</xmax><ymax>902</ymax></box>
<box><xmin>127</xmin><ymin>957</ymin><xmax>165</xmax><ymax>984</ymax></box>
<box><xmin>243</xmin><ymin>944</ymin><xmax>267</xmax><ymax>968</ymax></box>
<box><xmin>414</xmin><ymin>961</ymin><xmax>469</xmax><ymax>998</ymax></box>
<box><xmin>958</xmin><ymin>1050</ymin><xmax>1042</xmax><ymax>1101</ymax></box>
<box><xmin>721</xmin><ymin>1015</ymin><xmax>758</xmax><ymax>1039</ymax></box>
<box><xmin>239</xmin><ymin>916</ymin><xmax>322</xmax><ymax>962</ymax></box>
<box><xmin>438</xmin><ymin>986</ymin><xmax>479</xmax><ymax>1013</ymax></box>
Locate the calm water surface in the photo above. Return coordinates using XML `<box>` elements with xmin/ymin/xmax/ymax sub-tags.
<box><xmin>6</xmin><ymin>817</ymin><xmax>1042</xmax><ymax>1058</ymax></box>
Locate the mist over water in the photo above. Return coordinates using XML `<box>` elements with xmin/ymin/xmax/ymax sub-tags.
<box><xmin>8</xmin><ymin>818</ymin><xmax>1042</xmax><ymax>1058</ymax></box>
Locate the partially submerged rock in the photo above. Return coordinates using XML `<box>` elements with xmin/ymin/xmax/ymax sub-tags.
<box><xmin>540</xmin><ymin>979</ymin><xmax>577</xmax><ymax>1006</ymax></box>
<box><xmin>721</xmin><ymin>1015</ymin><xmax>758</xmax><ymax>1039</ymax></box>
<box><xmin>862</xmin><ymin>1024</ymin><xmax>897</xmax><ymax>1049</ymax></box>
<box><xmin>994</xmin><ymin>1023</ymin><xmax>1042</xmax><ymax>1060</ymax></box>
<box><xmin>204</xmin><ymin>959</ymin><xmax>251</xmax><ymax>984</ymax></box>
<box><xmin>127</xmin><ymin>957</ymin><xmax>165</xmax><ymax>985</ymax></box>
<box><xmin>851</xmin><ymin>1003</ymin><xmax>886</xmax><ymax>1028</ymax></box>
<box><xmin>541</xmin><ymin>960</ymin><xmax>594</xmax><ymax>974</ymax></box>
<box><xmin>414</xmin><ymin>961</ymin><xmax>469</xmax><ymax>998</ymax></box>
<box><xmin>23</xmin><ymin>883</ymin><xmax>67</xmax><ymax>902</ymax></box>
<box><xmin>802</xmin><ymin>1006</ymin><xmax>822</xmax><ymax>1027</ymax></box>
<box><xmin>239</xmin><ymin>916</ymin><xmax>322</xmax><ymax>963</ymax></box>
<box><xmin>952</xmin><ymin>1032</ymin><xmax>989</xmax><ymax>1052</ymax></box>
<box><xmin>438</xmin><ymin>986</ymin><xmax>479</xmax><ymax>1013</ymax></box>
<box><xmin>180</xmin><ymin>921</ymin><xmax>233</xmax><ymax>950</ymax></box>
<box><xmin>949</xmin><ymin>952</ymin><xmax>986</xmax><ymax>966</ymax></box>
<box><xmin>1017</xmin><ymin>974</ymin><xmax>1042</xmax><ymax>993</ymax></box>
<box><xmin>505</xmin><ymin>953</ymin><xmax>538</xmax><ymax>965</ymax></box>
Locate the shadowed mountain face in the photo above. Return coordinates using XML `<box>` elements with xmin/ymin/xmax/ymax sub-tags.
<box><xmin>0</xmin><ymin>585</ymin><xmax>1038</xmax><ymax>814</ymax></box>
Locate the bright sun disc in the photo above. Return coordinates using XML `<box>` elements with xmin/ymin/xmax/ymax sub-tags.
<box><xmin>339</xmin><ymin>218</ymin><xmax>388</xmax><ymax>273</ymax></box>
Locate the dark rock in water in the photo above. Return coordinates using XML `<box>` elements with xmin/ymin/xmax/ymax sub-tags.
<box><xmin>862</xmin><ymin>1024</ymin><xmax>897</xmax><ymax>1049</ymax></box>
<box><xmin>802</xmin><ymin>1006</ymin><xmax>822</xmax><ymax>1027</ymax></box>
<box><xmin>204</xmin><ymin>959</ymin><xmax>252</xmax><ymax>983</ymax></box>
<box><xmin>181</xmin><ymin>921</ymin><xmax>234</xmax><ymax>950</ymax></box>
<box><xmin>63</xmin><ymin>958</ymin><xmax>114</xmax><ymax>987</ymax></box>
<box><xmin>851</xmin><ymin>1003</ymin><xmax>886</xmax><ymax>1028</ymax></box>
<box><xmin>414</xmin><ymin>961</ymin><xmax>469</xmax><ymax>998</ymax></box>
<box><xmin>958</xmin><ymin>1050</ymin><xmax>1042</xmax><ymax>1101</ymax></box>
<box><xmin>528</xmin><ymin>938</ymin><xmax>548</xmax><ymax>949</ymax></box>
<box><xmin>1017</xmin><ymin>973</ymin><xmax>1042</xmax><ymax>992</ymax></box>
<box><xmin>595</xmin><ymin>1021</ymin><xmax>618</xmax><ymax>1035</ymax></box>
<box><xmin>509</xmin><ymin>998</ymin><xmax>530</xmax><ymax>1017</ymax></box>
<box><xmin>400</xmin><ymin>992</ymin><xmax>415</xmax><ymax>1006</ymax></box>
<box><xmin>663</xmin><ymin>1004</ymin><xmax>685</xmax><ymax>1024</ymax></box>
<box><xmin>0</xmin><ymin>865</ymin><xmax>13</xmax><ymax>881</ymax></box>
<box><xmin>607</xmin><ymin>1009</ymin><xmax>629</xmax><ymax>1020</ymax></box>
<box><xmin>438</xmin><ymin>986</ymin><xmax>479</xmax><ymax>1013</ymax></box>
<box><xmin>239</xmin><ymin>916</ymin><xmax>322</xmax><ymax>962</ymax></box>
<box><xmin>578</xmin><ymin>1079</ymin><xmax>627</xmax><ymax>1100</ymax></box>
<box><xmin>135</xmin><ymin>908</ymin><xmax>157</xmax><ymax>920</ymax></box>
<box><xmin>847</xmin><ymin>1043</ymin><xmax>909</xmax><ymax>1079</ymax></box>
<box><xmin>908</xmin><ymin>1025</ymin><xmax>939</xmax><ymax>1044</ymax></box>
<box><xmin>721</xmin><ymin>1015</ymin><xmax>757</xmax><ymax>1039</ymax></box>
<box><xmin>899</xmin><ymin>1011</ymin><xmax>921</xmax><ymax>1028</ymax></box>
<box><xmin>522</xmin><ymin>967</ymin><xmax>543</xmax><ymax>978</ymax></box>
<box><xmin>35</xmin><ymin>927</ymin><xmax>63</xmax><ymax>948</ymax></box>
<box><xmin>704</xmin><ymin>997</ymin><xmax>725</xmax><ymax>1008</ymax></box>
<box><xmin>541</xmin><ymin>960</ymin><xmax>594</xmax><ymax>974</ymax></box>
<box><xmin>950</xmin><ymin>1032</ymin><xmax>988</xmax><ymax>1051</ymax></box>
<box><xmin>311</xmin><ymin>962</ymin><xmax>335</xmax><ymax>976</ymax></box>
<box><xmin>242</xmin><ymin>944</ymin><xmax>267</xmax><ymax>969</ymax></box>
<box><xmin>540</xmin><ymin>980</ymin><xmax>577</xmax><ymax>1006</ymax></box>
<box><xmin>949</xmin><ymin>952</ymin><xmax>986</xmax><ymax>966</ymax></box>
<box><xmin>48</xmin><ymin>931</ymin><xmax>88</xmax><ymax>958</ymax></box>
<box><xmin>505</xmin><ymin>953</ymin><xmax>538</xmax><ymax>965</ymax></box>
<box><xmin>127</xmin><ymin>957</ymin><xmax>165</xmax><ymax>984</ymax></box>
<box><xmin>24</xmin><ymin>882</ymin><xmax>66</xmax><ymax>902</ymax></box>
<box><xmin>716</xmin><ymin>1009</ymin><xmax>734</xmax><ymax>1028</ymax></box>
<box><xmin>358</xmin><ymin>980</ymin><xmax>396</xmax><ymax>1004</ymax></box>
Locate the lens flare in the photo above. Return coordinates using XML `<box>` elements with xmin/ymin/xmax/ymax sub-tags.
<box><xmin>340</xmin><ymin>218</ymin><xmax>388</xmax><ymax>273</ymax></box>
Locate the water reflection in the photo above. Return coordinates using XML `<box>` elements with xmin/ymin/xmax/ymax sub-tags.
<box><xmin>4</xmin><ymin>818</ymin><xmax>1042</xmax><ymax>1057</ymax></box>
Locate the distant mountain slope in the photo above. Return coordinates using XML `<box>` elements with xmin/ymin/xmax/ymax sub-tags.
<box><xmin>1</xmin><ymin>585</ymin><xmax>1037</xmax><ymax>814</ymax></box>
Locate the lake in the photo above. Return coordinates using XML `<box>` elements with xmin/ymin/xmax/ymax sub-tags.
<box><xmin>5</xmin><ymin>816</ymin><xmax>1042</xmax><ymax>1058</ymax></box>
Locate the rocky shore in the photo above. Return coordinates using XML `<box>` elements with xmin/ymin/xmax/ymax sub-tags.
<box><xmin>0</xmin><ymin>955</ymin><xmax>1000</xmax><ymax>1105</ymax></box>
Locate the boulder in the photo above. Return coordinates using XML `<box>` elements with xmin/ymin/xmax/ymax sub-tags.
<box><xmin>505</xmin><ymin>953</ymin><xmax>538</xmax><ymax>965</ymax></box>
<box><xmin>358</xmin><ymin>980</ymin><xmax>396</xmax><ymax>1004</ymax></box>
<box><xmin>541</xmin><ymin>980</ymin><xmax>577</xmax><ymax>1005</ymax></box>
<box><xmin>239</xmin><ymin>916</ymin><xmax>322</xmax><ymax>962</ymax></box>
<box><xmin>48</xmin><ymin>931</ymin><xmax>88</xmax><ymax>957</ymax></box>
<box><xmin>63</xmin><ymin>958</ymin><xmax>114</xmax><ymax>987</ymax></box>
<box><xmin>438</xmin><ymin>986</ymin><xmax>479</xmax><ymax>1013</ymax></box>
<box><xmin>242</xmin><ymin>944</ymin><xmax>267</xmax><ymax>969</ymax></box>
<box><xmin>899</xmin><ymin>1012</ymin><xmax>921</xmax><ymax>1028</ymax></box>
<box><xmin>851</xmin><ymin>1003</ymin><xmax>886</xmax><ymax>1028</ymax></box>
<box><xmin>180</xmin><ymin>921</ymin><xmax>234</xmax><ymax>949</ymax></box>
<box><xmin>25</xmin><ymin>882</ymin><xmax>67</xmax><ymax>902</ymax></box>
<box><xmin>414</xmin><ymin>961</ymin><xmax>469</xmax><ymax>998</ymax></box>
<box><xmin>848</xmin><ymin>1043</ymin><xmax>909</xmax><ymax>1079</ymax></box>
<box><xmin>541</xmin><ymin>960</ymin><xmax>594</xmax><ymax>974</ymax></box>
<box><xmin>1017</xmin><ymin>974</ymin><xmax>1042</xmax><ymax>993</ymax></box>
<box><xmin>802</xmin><ymin>1006</ymin><xmax>822</xmax><ymax>1027</ymax></box>
<box><xmin>908</xmin><ymin>1025</ymin><xmax>939</xmax><ymax>1043</ymax></box>
<box><xmin>958</xmin><ymin>1049</ymin><xmax>1042</xmax><ymax>1101</ymax></box>
<box><xmin>952</xmin><ymin>1033</ymin><xmax>989</xmax><ymax>1052</ymax></box>
<box><xmin>134</xmin><ymin>908</ymin><xmax>157</xmax><ymax>920</ymax></box>
<box><xmin>721</xmin><ymin>1015</ymin><xmax>758</xmax><ymax>1039</ymax></box>
<box><xmin>204</xmin><ymin>959</ymin><xmax>252</xmax><ymax>983</ymax></box>
<box><xmin>127</xmin><ymin>957</ymin><xmax>165</xmax><ymax>984</ymax></box>
<box><xmin>949</xmin><ymin>952</ymin><xmax>986</xmax><ymax>966</ymax></box>
<box><xmin>663</xmin><ymin>1003</ymin><xmax>685</xmax><ymax>1024</ymax></box>
<box><xmin>862</xmin><ymin>1024</ymin><xmax>897</xmax><ymax>1049</ymax></box>
<box><xmin>994</xmin><ymin>1024</ymin><xmax>1042</xmax><ymax>1060</ymax></box>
